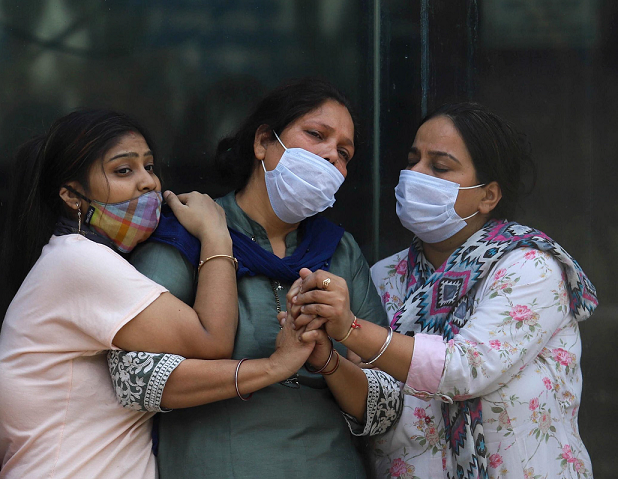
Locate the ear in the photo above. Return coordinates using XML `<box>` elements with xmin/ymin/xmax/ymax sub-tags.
<box><xmin>59</xmin><ymin>181</ymin><xmax>86</xmax><ymax>213</ymax></box>
<box><xmin>253</xmin><ymin>124</ymin><xmax>273</xmax><ymax>161</ymax></box>
<box><xmin>478</xmin><ymin>181</ymin><xmax>502</xmax><ymax>215</ymax></box>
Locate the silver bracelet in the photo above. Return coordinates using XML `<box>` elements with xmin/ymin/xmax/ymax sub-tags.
<box><xmin>365</xmin><ymin>327</ymin><xmax>393</xmax><ymax>364</ymax></box>
<box><xmin>235</xmin><ymin>358</ymin><xmax>253</xmax><ymax>401</ymax></box>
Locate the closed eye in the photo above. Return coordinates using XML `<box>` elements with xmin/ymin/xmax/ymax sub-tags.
<box><xmin>338</xmin><ymin>149</ymin><xmax>351</xmax><ymax>162</ymax></box>
<box><xmin>407</xmin><ymin>157</ymin><xmax>419</xmax><ymax>168</ymax></box>
<box><xmin>306</xmin><ymin>130</ymin><xmax>323</xmax><ymax>140</ymax></box>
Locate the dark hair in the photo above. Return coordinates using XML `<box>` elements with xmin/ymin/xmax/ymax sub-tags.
<box><xmin>214</xmin><ymin>77</ymin><xmax>358</xmax><ymax>191</ymax></box>
<box><xmin>421</xmin><ymin>102</ymin><xmax>536</xmax><ymax>220</ymax></box>
<box><xmin>0</xmin><ymin>109</ymin><xmax>156</xmax><ymax>299</ymax></box>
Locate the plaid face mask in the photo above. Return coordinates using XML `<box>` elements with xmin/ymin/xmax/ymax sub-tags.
<box><xmin>64</xmin><ymin>185</ymin><xmax>162</xmax><ymax>253</ymax></box>
<box><xmin>82</xmin><ymin>190</ymin><xmax>162</xmax><ymax>252</ymax></box>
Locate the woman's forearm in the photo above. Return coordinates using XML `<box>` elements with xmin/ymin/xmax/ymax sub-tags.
<box><xmin>321</xmin><ymin>355</ymin><xmax>369</xmax><ymax>421</ymax></box>
<box><xmin>161</xmin><ymin>356</ymin><xmax>288</xmax><ymax>409</ymax></box>
<box><xmin>113</xmin><ymin>238</ymin><xmax>238</xmax><ymax>360</ymax></box>
<box><xmin>337</xmin><ymin>319</ymin><xmax>415</xmax><ymax>383</ymax></box>
<box><xmin>191</xmin><ymin>238</ymin><xmax>238</xmax><ymax>357</ymax></box>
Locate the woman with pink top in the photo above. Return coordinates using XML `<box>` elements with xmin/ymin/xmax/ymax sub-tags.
<box><xmin>0</xmin><ymin>109</ymin><xmax>315</xmax><ymax>478</ymax></box>
<box><xmin>289</xmin><ymin>102</ymin><xmax>598</xmax><ymax>479</ymax></box>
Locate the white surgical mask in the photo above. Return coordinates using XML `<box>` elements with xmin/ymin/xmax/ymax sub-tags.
<box><xmin>262</xmin><ymin>132</ymin><xmax>345</xmax><ymax>224</ymax></box>
<box><xmin>395</xmin><ymin>170</ymin><xmax>484</xmax><ymax>243</ymax></box>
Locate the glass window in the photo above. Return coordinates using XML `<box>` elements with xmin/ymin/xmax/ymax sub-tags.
<box><xmin>0</xmin><ymin>1</ymin><xmax>612</xmax><ymax>476</ymax></box>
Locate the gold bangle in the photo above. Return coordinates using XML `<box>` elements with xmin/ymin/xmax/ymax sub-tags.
<box><xmin>335</xmin><ymin>316</ymin><xmax>361</xmax><ymax>343</ymax></box>
<box><xmin>198</xmin><ymin>254</ymin><xmax>238</xmax><ymax>274</ymax></box>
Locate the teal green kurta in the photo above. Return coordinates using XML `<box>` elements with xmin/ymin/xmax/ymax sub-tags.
<box><xmin>131</xmin><ymin>192</ymin><xmax>388</xmax><ymax>479</ymax></box>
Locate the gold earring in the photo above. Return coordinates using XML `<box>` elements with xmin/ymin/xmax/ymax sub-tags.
<box><xmin>76</xmin><ymin>202</ymin><xmax>82</xmax><ymax>234</ymax></box>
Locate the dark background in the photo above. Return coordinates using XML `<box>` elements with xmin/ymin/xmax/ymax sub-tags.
<box><xmin>0</xmin><ymin>1</ymin><xmax>615</xmax><ymax>476</ymax></box>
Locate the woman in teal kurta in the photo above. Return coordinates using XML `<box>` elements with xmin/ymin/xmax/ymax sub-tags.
<box><xmin>108</xmin><ymin>78</ymin><xmax>389</xmax><ymax>478</ymax></box>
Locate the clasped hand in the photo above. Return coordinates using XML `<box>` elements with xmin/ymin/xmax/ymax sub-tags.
<box><xmin>278</xmin><ymin>268</ymin><xmax>356</xmax><ymax>369</ymax></box>
<box><xmin>288</xmin><ymin>268</ymin><xmax>355</xmax><ymax>339</ymax></box>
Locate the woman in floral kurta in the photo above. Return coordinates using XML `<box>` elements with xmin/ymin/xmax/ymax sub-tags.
<box><xmin>290</xmin><ymin>102</ymin><xmax>596</xmax><ymax>479</ymax></box>
<box><xmin>369</xmin><ymin>242</ymin><xmax>592</xmax><ymax>478</ymax></box>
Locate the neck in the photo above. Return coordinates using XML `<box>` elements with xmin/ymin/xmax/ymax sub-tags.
<box><xmin>421</xmin><ymin>214</ymin><xmax>489</xmax><ymax>269</ymax></box>
<box><xmin>235</xmin><ymin>166</ymin><xmax>299</xmax><ymax>257</ymax></box>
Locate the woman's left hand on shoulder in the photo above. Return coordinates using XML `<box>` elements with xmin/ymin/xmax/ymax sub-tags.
<box><xmin>165</xmin><ymin>190</ymin><xmax>230</xmax><ymax>245</ymax></box>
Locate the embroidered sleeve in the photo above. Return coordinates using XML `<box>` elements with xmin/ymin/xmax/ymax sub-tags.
<box><xmin>108</xmin><ymin>350</ymin><xmax>185</xmax><ymax>412</ymax></box>
<box><xmin>438</xmin><ymin>248</ymin><xmax>574</xmax><ymax>401</ymax></box>
<box><xmin>342</xmin><ymin>369</ymin><xmax>403</xmax><ymax>436</ymax></box>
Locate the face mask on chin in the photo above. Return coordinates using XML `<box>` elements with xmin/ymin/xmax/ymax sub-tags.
<box><xmin>394</xmin><ymin>170</ymin><xmax>484</xmax><ymax>243</ymax></box>
<box><xmin>261</xmin><ymin>131</ymin><xmax>345</xmax><ymax>224</ymax></box>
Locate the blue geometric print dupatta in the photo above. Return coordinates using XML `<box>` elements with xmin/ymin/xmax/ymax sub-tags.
<box><xmin>390</xmin><ymin>219</ymin><xmax>598</xmax><ymax>479</ymax></box>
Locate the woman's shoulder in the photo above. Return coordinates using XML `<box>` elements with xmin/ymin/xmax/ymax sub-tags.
<box><xmin>369</xmin><ymin>248</ymin><xmax>410</xmax><ymax>313</ymax></box>
<box><xmin>44</xmin><ymin>234</ymin><xmax>129</xmax><ymax>271</ymax></box>
<box><xmin>32</xmin><ymin>234</ymin><xmax>154</xmax><ymax>294</ymax></box>
<box><xmin>491</xmin><ymin>245</ymin><xmax>564</xmax><ymax>275</ymax></box>
<box><xmin>130</xmin><ymin>241</ymin><xmax>195</xmax><ymax>303</ymax></box>
<box><xmin>370</xmin><ymin>248</ymin><xmax>409</xmax><ymax>284</ymax></box>
<box><xmin>479</xmin><ymin>246</ymin><xmax>567</xmax><ymax>300</ymax></box>
<box><xmin>337</xmin><ymin>229</ymin><xmax>361</xmax><ymax>251</ymax></box>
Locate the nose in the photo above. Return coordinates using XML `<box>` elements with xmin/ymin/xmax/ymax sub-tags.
<box><xmin>407</xmin><ymin>159</ymin><xmax>432</xmax><ymax>176</ymax></box>
<box><xmin>137</xmin><ymin>167</ymin><xmax>158</xmax><ymax>192</ymax></box>
<box><xmin>322</xmin><ymin>140</ymin><xmax>339</xmax><ymax>166</ymax></box>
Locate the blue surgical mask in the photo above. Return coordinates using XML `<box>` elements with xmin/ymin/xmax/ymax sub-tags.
<box><xmin>262</xmin><ymin>132</ymin><xmax>345</xmax><ymax>224</ymax></box>
<box><xmin>394</xmin><ymin>170</ymin><xmax>484</xmax><ymax>243</ymax></box>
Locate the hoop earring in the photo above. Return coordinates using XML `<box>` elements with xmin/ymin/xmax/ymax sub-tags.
<box><xmin>76</xmin><ymin>203</ymin><xmax>82</xmax><ymax>234</ymax></box>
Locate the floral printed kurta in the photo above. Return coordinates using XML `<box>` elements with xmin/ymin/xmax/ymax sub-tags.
<box><xmin>367</xmin><ymin>246</ymin><xmax>592</xmax><ymax>479</ymax></box>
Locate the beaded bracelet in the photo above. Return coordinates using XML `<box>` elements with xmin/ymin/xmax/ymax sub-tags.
<box><xmin>198</xmin><ymin>254</ymin><xmax>238</xmax><ymax>274</ymax></box>
<box><xmin>365</xmin><ymin>327</ymin><xmax>394</xmax><ymax>364</ymax></box>
<box><xmin>304</xmin><ymin>341</ymin><xmax>334</xmax><ymax>374</ymax></box>
<box><xmin>334</xmin><ymin>316</ymin><xmax>361</xmax><ymax>343</ymax></box>
<box><xmin>234</xmin><ymin>358</ymin><xmax>253</xmax><ymax>401</ymax></box>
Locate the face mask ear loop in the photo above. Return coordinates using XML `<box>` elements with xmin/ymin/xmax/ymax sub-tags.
<box><xmin>272</xmin><ymin>131</ymin><xmax>287</xmax><ymax>150</ymax></box>
<box><xmin>458</xmin><ymin>183</ymin><xmax>485</xmax><ymax>221</ymax></box>
<box><xmin>264</xmin><ymin>130</ymin><xmax>288</xmax><ymax>174</ymax></box>
<box><xmin>458</xmin><ymin>183</ymin><xmax>486</xmax><ymax>190</ymax></box>
<box><xmin>458</xmin><ymin>184</ymin><xmax>484</xmax><ymax>221</ymax></box>
<box><xmin>63</xmin><ymin>184</ymin><xmax>92</xmax><ymax>204</ymax></box>
<box><xmin>461</xmin><ymin>210</ymin><xmax>479</xmax><ymax>221</ymax></box>
<box><xmin>76</xmin><ymin>202</ymin><xmax>82</xmax><ymax>234</ymax></box>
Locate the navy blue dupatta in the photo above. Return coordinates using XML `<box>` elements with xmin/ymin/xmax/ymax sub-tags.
<box><xmin>149</xmin><ymin>205</ymin><xmax>345</xmax><ymax>281</ymax></box>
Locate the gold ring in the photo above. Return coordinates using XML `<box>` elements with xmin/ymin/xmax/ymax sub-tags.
<box><xmin>322</xmin><ymin>278</ymin><xmax>331</xmax><ymax>290</ymax></box>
